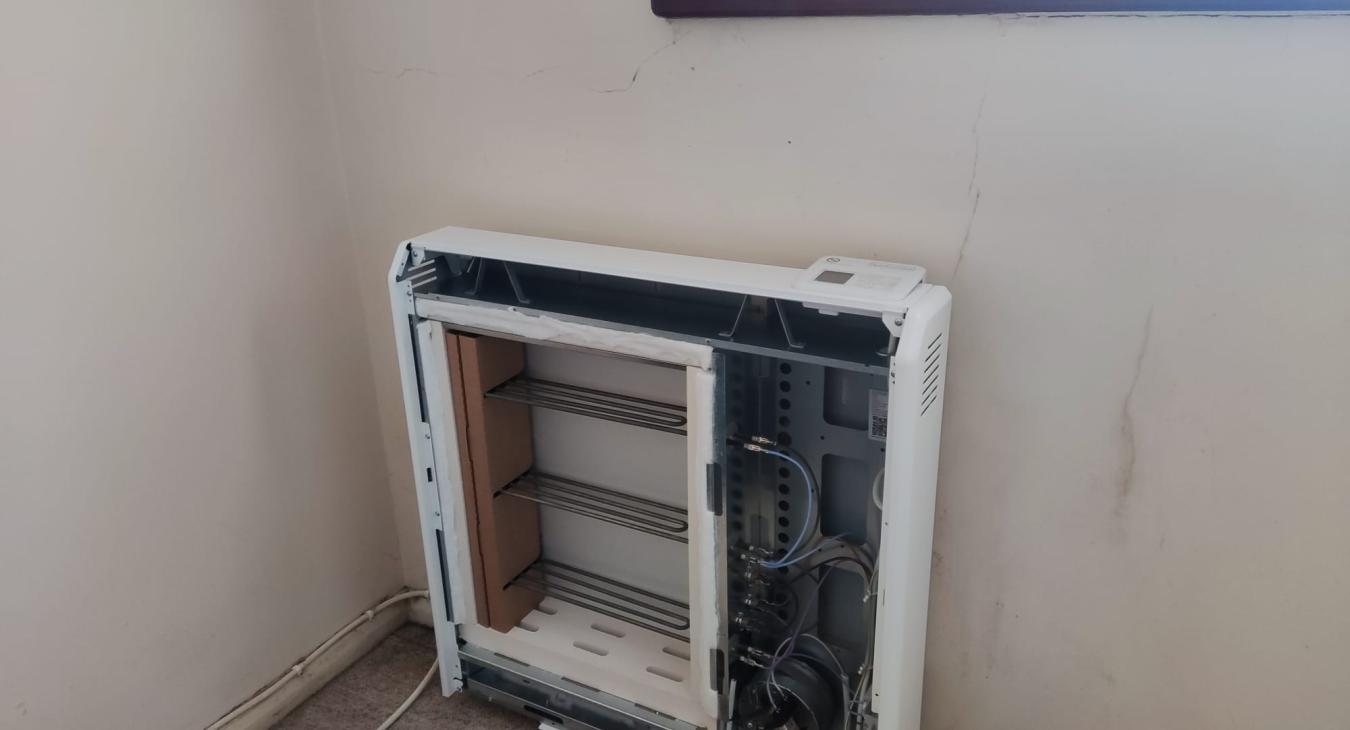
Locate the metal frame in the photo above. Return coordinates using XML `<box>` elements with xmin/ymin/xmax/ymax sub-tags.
<box><xmin>460</xmin><ymin>643</ymin><xmax>703</xmax><ymax>730</ymax></box>
<box><xmin>389</xmin><ymin>247</ymin><xmax>464</xmax><ymax>695</ymax></box>
<box><xmin>403</xmin><ymin>225</ymin><xmax>922</xmax><ymax>318</ymax></box>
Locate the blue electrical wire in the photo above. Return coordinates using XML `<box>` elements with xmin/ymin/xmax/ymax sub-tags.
<box><xmin>754</xmin><ymin>446</ymin><xmax>817</xmax><ymax>568</ymax></box>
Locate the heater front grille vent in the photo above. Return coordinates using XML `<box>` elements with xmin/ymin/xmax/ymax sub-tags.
<box><xmin>921</xmin><ymin>331</ymin><xmax>944</xmax><ymax>417</ymax></box>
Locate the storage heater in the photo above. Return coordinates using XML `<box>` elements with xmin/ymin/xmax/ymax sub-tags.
<box><xmin>391</xmin><ymin>227</ymin><xmax>950</xmax><ymax>730</ymax></box>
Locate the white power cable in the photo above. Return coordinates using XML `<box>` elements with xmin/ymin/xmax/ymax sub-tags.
<box><xmin>870</xmin><ymin>468</ymin><xmax>885</xmax><ymax>511</ymax></box>
<box><xmin>205</xmin><ymin>590</ymin><xmax>429</xmax><ymax>730</ymax></box>
<box><xmin>376</xmin><ymin>659</ymin><xmax>438</xmax><ymax>730</ymax></box>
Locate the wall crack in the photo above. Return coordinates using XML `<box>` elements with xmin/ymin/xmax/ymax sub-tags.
<box><xmin>951</xmin><ymin>88</ymin><xmax>988</xmax><ymax>283</ymax></box>
<box><xmin>593</xmin><ymin>26</ymin><xmax>684</xmax><ymax>94</ymax></box>
<box><xmin>360</xmin><ymin>65</ymin><xmax>445</xmax><ymax>79</ymax></box>
<box><xmin>1115</xmin><ymin>306</ymin><xmax>1153</xmax><ymax>516</ymax></box>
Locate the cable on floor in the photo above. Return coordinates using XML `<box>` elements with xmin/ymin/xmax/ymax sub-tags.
<box><xmin>205</xmin><ymin>589</ymin><xmax>429</xmax><ymax>730</ymax></box>
<box><xmin>376</xmin><ymin>660</ymin><xmax>438</xmax><ymax>730</ymax></box>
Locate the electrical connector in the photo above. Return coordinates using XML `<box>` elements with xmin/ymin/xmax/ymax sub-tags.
<box><xmin>732</xmin><ymin>434</ymin><xmax>780</xmax><ymax>454</ymax></box>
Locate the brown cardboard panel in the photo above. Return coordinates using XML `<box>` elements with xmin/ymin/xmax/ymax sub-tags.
<box><xmin>482</xmin><ymin>492</ymin><xmax>542</xmax><ymax>583</ymax></box>
<box><xmin>479</xmin><ymin>493</ymin><xmax>544</xmax><ymax>632</ymax></box>
<box><xmin>460</xmin><ymin>336</ymin><xmax>533</xmax><ymax>497</ymax></box>
<box><xmin>459</xmin><ymin>334</ymin><xmax>524</xmax><ymax>391</ymax></box>
<box><xmin>453</xmin><ymin>333</ymin><xmax>542</xmax><ymax>632</ymax></box>
<box><xmin>445</xmin><ymin>334</ymin><xmax>490</xmax><ymax>626</ymax></box>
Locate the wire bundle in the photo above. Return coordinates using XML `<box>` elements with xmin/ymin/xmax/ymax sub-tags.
<box><xmin>735</xmin><ymin>435</ymin><xmax>884</xmax><ymax>730</ymax></box>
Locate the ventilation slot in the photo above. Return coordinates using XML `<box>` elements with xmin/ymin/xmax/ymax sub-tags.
<box><xmin>572</xmin><ymin>641</ymin><xmax>610</xmax><ymax>657</ymax></box>
<box><xmin>921</xmin><ymin>331</ymin><xmax>944</xmax><ymax>417</ymax></box>
<box><xmin>523</xmin><ymin>705</ymin><xmax>564</xmax><ymax>725</ymax></box>
<box><xmin>645</xmin><ymin>666</ymin><xmax>685</xmax><ymax>683</ymax></box>
<box><xmin>590</xmin><ymin>622</ymin><xmax>626</xmax><ymax>638</ymax></box>
<box><xmin>662</xmin><ymin>645</ymin><xmax>691</xmax><ymax>661</ymax></box>
<box><xmin>403</xmin><ymin>259</ymin><xmax>439</xmax><ymax>293</ymax></box>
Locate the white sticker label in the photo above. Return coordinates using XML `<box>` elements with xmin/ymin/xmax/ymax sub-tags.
<box><xmin>869</xmin><ymin>389</ymin><xmax>888</xmax><ymax>442</ymax></box>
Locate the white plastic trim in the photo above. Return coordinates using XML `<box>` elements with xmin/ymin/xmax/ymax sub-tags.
<box><xmin>416</xmin><ymin>298</ymin><xmax>713</xmax><ymax>369</ymax></box>
<box><xmin>871</xmin><ymin>284</ymin><xmax>952</xmax><ymax>730</ymax></box>
<box><xmin>685</xmin><ymin>367</ymin><xmax>720</xmax><ymax>719</ymax></box>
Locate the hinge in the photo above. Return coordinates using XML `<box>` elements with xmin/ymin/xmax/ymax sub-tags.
<box><xmin>706</xmin><ymin>463</ymin><xmax>723</xmax><ymax>516</ymax></box>
<box><xmin>417</xmin><ymin>422</ymin><xmax>443</xmax><ymax>526</ymax></box>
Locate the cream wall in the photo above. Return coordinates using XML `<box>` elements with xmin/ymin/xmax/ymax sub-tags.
<box><xmin>0</xmin><ymin>3</ymin><xmax>399</xmax><ymax>728</ymax></box>
<box><xmin>315</xmin><ymin>3</ymin><xmax>1350</xmax><ymax>729</ymax></box>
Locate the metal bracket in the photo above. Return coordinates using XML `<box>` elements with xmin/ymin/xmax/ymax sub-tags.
<box><xmin>719</xmin><ymin>295</ymin><xmax>805</xmax><ymax>349</ymax></box>
<box><xmin>464</xmin><ymin>258</ymin><xmax>531</xmax><ymax>304</ymax></box>
<box><xmin>718</xmin><ymin>294</ymin><xmax>750</xmax><ymax>339</ymax></box>
<box><xmin>502</xmin><ymin>262</ymin><xmax>530</xmax><ymax>304</ymax></box>
<box><xmin>882</xmin><ymin>310</ymin><xmax>907</xmax><ymax>339</ymax></box>
<box><xmin>773</xmin><ymin>298</ymin><xmax>804</xmax><ymax>349</ymax></box>
<box><xmin>464</xmin><ymin>257</ymin><xmax>486</xmax><ymax>295</ymax></box>
<box><xmin>877</xmin><ymin>335</ymin><xmax>899</xmax><ymax>357</ymax></box>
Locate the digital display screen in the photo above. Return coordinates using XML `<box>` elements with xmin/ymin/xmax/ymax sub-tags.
<box><xmin>815</xmin><ymin>270</ymin><xmax>854</xmax><ymax>284</ymax></box>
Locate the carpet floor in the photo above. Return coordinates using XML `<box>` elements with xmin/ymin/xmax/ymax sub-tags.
<box><xmin>274</xmin><ymin>623</ymin><xmax>535</xmax><ymax>730</ymax></box>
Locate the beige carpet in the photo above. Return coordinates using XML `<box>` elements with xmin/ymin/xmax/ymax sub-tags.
<box><xmin>275</xmin><ymin>624</ymin><xmax>535</xmax><ymax>730</ymax></box>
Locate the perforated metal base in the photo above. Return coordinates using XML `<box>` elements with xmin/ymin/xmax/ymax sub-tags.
<box><xmin>461</xmin><ymin>643</ymin><xmax>701</xmax><ymax>730</ymax></box>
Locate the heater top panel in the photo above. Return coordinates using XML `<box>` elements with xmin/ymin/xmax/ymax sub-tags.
<box><xmin>407</xmin><ymin>225</ymin><xmax>927</xmax><ymax>317</ymax></box>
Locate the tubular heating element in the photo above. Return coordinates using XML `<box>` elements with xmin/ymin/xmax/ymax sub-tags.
<box><xmin>499</xmin><ymin>471</ymin><xmax>689</xmax><ymax>543</ymax></box>
<box><xmin>510</xmin><ymin>559</ymin><xmax>691</xmax><ymax>641</ymax></box>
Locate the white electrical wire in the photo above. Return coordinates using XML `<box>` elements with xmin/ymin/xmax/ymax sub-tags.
<box><xmin>851</xmin><ymin>572</ymin><xmax>880</xmax><ymax>727</ymax></box>
<box><xmin>376</xmin><ymin>660</ymin><xmax>438</xmax><ymax>730</ymax></box>
<box><xmin>205</xmin><ymin>590</ymin><xmax>429</xmax><ymax>730</ymax></box>
<box><xmin>871</xmin><ymin>468</ymin><xmax>885</xmax><ymax>511</ymax></box>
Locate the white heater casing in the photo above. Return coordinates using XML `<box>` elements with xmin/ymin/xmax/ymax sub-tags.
<box><xmin>390</xmin><ymin>226</ymin><xmax>950</xmax><ymax>730</ymax></box>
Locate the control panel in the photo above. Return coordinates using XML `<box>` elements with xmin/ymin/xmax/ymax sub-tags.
<box><xmin>794</xmin><ymin>256</ymin><xmax>925</xmax><ymax>308</ymax></box>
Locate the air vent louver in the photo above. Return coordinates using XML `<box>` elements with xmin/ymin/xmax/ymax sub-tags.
<box><xmin>921</xmin><ymin>332</ymin><xmax>943</xmax><ymax>416</ymax></box>
<box><xmin>403</xmin><ymin>259</ymin><xmax>439</xmax><ymax>293</ymax></box>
